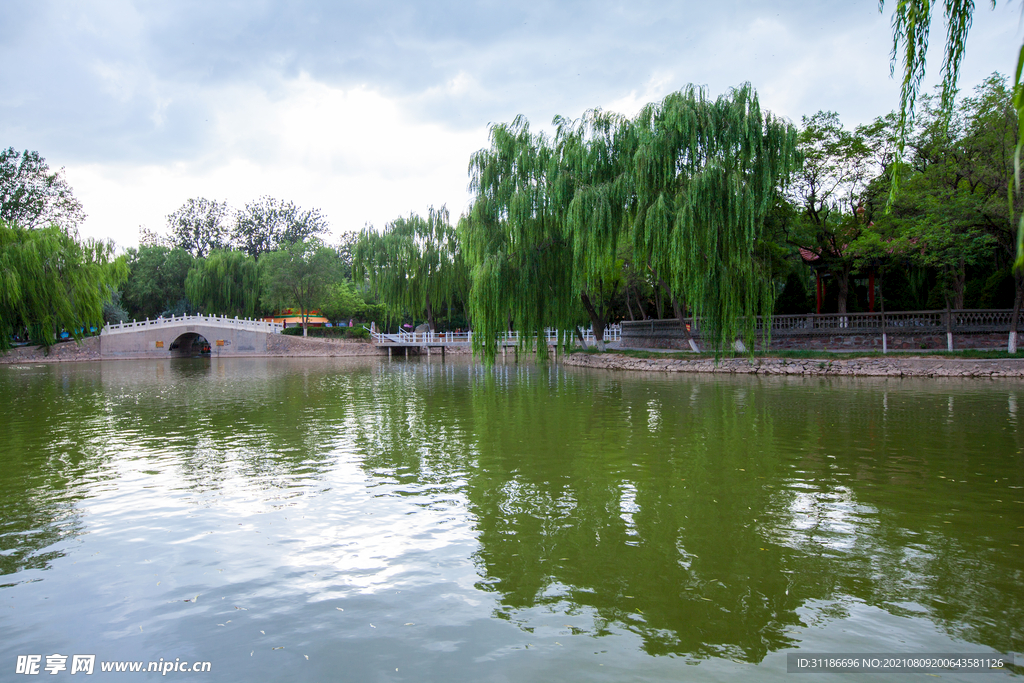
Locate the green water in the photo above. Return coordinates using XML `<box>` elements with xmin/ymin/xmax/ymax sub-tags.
<box><xmin>0</xmin><ymin>358</ymin><xmax>1021</xmax><ymax>681</ymax></box>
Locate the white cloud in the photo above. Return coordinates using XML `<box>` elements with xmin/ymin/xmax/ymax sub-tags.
<box><xmin>23</xmin><ymin>0</ymin><xmax>1020</xmax><ymax>251</ymax></box>
<box><xmin>603</xmin><ymin>71</ymin><xmax>677</xmax><ymax>118</ymax></box>
<box><xmin>71</xmin><ymin>74</ymin><xmax>487</xmax><ymax>249</ymax></box>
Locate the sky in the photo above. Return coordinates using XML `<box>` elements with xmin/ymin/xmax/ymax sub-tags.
<box><xmin>3</xmin><ymin>0</ymin><xmax>1021</xmax><ymax>250</ymax></box>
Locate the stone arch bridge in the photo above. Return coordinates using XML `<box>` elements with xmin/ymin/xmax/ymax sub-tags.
<box><xmin>99</xmin><ymin>315</ymin><xmax>284</xmax><ymax>358</ymax></box>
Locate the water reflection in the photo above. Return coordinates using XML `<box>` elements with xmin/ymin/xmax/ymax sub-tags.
<box><xmin>344</xmin><ymin>365</ymin><xmax>1023</xmax><ymax>660</ymax></box>
<box><xmin>0</xmin><ymin>359</ymin><xmax>1020</xmax><ymax>677</ymax></box>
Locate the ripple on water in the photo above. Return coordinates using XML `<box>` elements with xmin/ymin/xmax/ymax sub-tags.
<box><xmin>0</xmin><ymin>359</ymin><xmax>1021</xmax><ymax>681</ymax></box>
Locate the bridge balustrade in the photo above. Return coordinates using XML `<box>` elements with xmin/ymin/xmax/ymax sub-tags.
<box><xmin>370</xmin><ymin>325</ymin><xmax>620</xmax><ymax>346</ymax></box>
<box><xmin>103</xmin><ymin>314</ymin><xmax>284</xmax><ymax>336</ymax></box>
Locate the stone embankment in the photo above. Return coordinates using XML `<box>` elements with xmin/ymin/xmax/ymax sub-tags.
<box><xmin>0</xmin><ymin>336</ymin><xmax>103</xmax><ymax>363</ymax></box>
<box><xmin>265</xmin><ymin>335</ymin><xmax>379</xmax><ymax>357</ymax></box>
<box><xmin>563</xmin><ymin>351</ymin><xmax>1024</xmax><ymax>378</ymax></box>
<box><xmin>0</xmin><ymin>335</ymin><xmax>380</xmax><ymax>363</ymax></box>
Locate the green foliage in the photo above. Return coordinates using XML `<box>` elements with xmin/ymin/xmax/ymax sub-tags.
<box><xmin>335</xmin><ymin>231</ymin><xmax>359</xmax><ymax>280</ymax></box>
<box><xmin>282</xmin><ymin>325</ymin><xmax>368</xmax><ymax>339</ymax></box>
<box><xmin>102</xmin><ymin>290</ymin><xmax>130</xmax><ymax>325</ymax></box>
<box><xmin>354</xmin><ymin>206</ymin><xmax>467</xmax><ymax>333</ymax></box>
<box><xmin>259</xmin><ymin>240</ymin><xmax>339</xmax><ymax>334</ymax></box>
<box><xmin>631</xmin><ymin>84</ymin><xmax>800</xmax><ymax>351</ymax></box>
<box><xmin>319</xmin><ymin>280</ymin><xmax>370</xmax><ymax>321</ymax></box>
<box><xmin>879</xmin><ymin>0</ymin><xmax>1023</xmax><ymax>266</ymax></box>
<box><xmin>120</xmin><ymin>245</ymin><xmax>195</xmax><ymax>319</ymax></box>
<box><xmin>953</xmin><ymin>75</ymin><xmax>1021</xmax><ymax>258</ymax></box>
<box><xmin>881</xmin><ymin>0</ymin><xmax>977</xmax><ymax>197</ymax></box>
<box><xmin>977</xmin><ymin>268</ymin><xmax>1015</xmax><ymax>308</ymax></box>
<box><xmin>166</xmin><ymin>198</ymin><xmax>229</xmax><ymax>258</ymax></box>
<box><xmin>463</xmin><ymin>84</ymin><xmax>798</xmax><ymax>360</ymax></box>
<box><xmin>464</xmin><ymin>117</ymin><xmax>578</xmax><ymax>361</ymax></box>
<box><xmin>558</xmin><ymin>109</ymin><xmax>638</xmax><ymax>345</ymax></box>
<box><xmin>774</xmin><ymin>270</ymin><xmax>812</xmax><ymax>315</ymax></box>
<box><xmin>0</xmin><ymin>221</ymin><xmax>127</xmax><ymax>349</ymax></box>
<box><xmin>232</xmin><ymin>196</ymin><xmax>328</xmax><ymax>259</ymax></box>
<box><xmin>0</xmin><ymin>148</ymin><xmax>86</xmax><ymax>232</ymax></box>
<box><xmin>787</xmin><ymin>110</ymin><xmax>886</xmax><ymax>314</ymax></box>
<box><xmin>185</xmin><ymin>249</ymin><xmax>261</xmax><ymax>317</ymax></box>
<box><xmin>876</xmin><ymin>76</ymin><xmax>1019</xmax><ymax>307</ymax></box>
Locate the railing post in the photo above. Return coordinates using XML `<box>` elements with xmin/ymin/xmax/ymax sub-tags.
<box><xmin>943</xmin><ymin>306</ymin><xmax>953</xmax><ymax>351</ymax></box>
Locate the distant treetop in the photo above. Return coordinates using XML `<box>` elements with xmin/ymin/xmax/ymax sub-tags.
<box><xmin>0</xmin><ymin>148</ymin><xmax>85</xmax><ymax>232</ymax></box>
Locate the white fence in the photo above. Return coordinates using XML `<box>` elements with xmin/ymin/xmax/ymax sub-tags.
<box><xmin>371</xmin><ymin>325</ymin><xmax>620</xmax><ymax>346</ymax></box>
<box><xmin>103</xmin><ymin>314</ymin><xmax>284</xmax><ymax>336</ymax></box>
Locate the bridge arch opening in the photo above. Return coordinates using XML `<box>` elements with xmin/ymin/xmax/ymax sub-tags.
<box><xmin>169</xmin><ymin>333</ymin><xmax>211</xmax><ymax>357</ymax></box>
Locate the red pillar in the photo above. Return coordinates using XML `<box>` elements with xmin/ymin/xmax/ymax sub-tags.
<box><xmin>868</xmin><ymin>270</ymin><xmax>875</xmax><ymax>313</ymax></box>
<box><xmin>815</xmin><ymin>271</ymin><xmax>822</xmax><ymax>314</ymax></box>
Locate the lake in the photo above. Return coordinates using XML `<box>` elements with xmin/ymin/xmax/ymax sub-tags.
<box><xmin>0</xmin><ymin>357</ymin><xmax>1021</xmax><ymax>681</ymax></box>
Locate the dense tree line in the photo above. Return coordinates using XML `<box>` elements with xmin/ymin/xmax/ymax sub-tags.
<box><xmin>1</xmin><ymin>74</ymin><xmax>1019</xmax><ymax>354</ymax></box>
<box><xmin>0</xmin><ymin>150</ymin><xmax>124</xmax><ymax>350</ymax></box>
<box><xmin>353</xmin><ymin>76</ymin><xmax>1020</xmax><ymax>358</ymax></box>
<box><xmin>782</xmin><ymin>75</ymin><xmax>1019</xmax><ymax>324</ymax></box>
<box><xmin>113</xmin><ymin>195</ymin><xmax>386</xmax><ymax>337</ymax></box>
<box><xmin>0</xmin><ymin>221</ymin><xmax>126</xmax><ymax>349</ymax></box>
<box><xmin>0</xmin><ymin>153</ymin><xmax>384</xmax><ymax>345</ymax></box>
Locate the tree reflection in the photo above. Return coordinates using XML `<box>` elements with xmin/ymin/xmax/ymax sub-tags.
<box><xmin>351</xmin><ymin>364</ymin><xmax>1024</xmax><ymax>659</ymax></box>
<box><xmin>0</xmin><ymin>365</ymin><xmax>107</xmax><ymax>578</ymax></box>
<box><xmin>2</xmin><ymin>359</ymin><xmax>1020</xmax><ymax>658</ymax></box>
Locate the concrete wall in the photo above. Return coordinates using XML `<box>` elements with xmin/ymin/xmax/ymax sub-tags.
<box><xmin>620</xmin><ymin>321</ymin><xmax>1013</xmax><ymax>351</ymax></box>
<box><xmin>99</xmin><ymin>324</ymin><xmax>272</xmax><ymax>359</ymax></box>
<box><xmin>767</xmin><ymin>332</ymin><xmax>1010</xmax><ymax>351</ymax></box>
<box><xmin>1</xmin><ymin>330</ymin><xmax>383</xmax><ymax>363</ymax></box>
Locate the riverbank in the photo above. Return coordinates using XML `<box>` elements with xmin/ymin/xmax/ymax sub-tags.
<box><xmin>0</xmin><ymin>335</ymin><xmax>381</xmax><ymax>363</ymax></box>
<box><xmin>563</xmin><ymin>350</ymin><xmax>1024</xmax><ymax>377</ymax></box>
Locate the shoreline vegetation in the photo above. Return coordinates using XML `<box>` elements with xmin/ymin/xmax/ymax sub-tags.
<box><xmin>4</xmin><ymin>72</ymin><xmax>1021</xmax><ymax>359</ymax></box>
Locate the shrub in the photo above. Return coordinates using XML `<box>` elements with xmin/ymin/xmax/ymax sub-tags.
<box><xmin>281</xmin><ymin>325</ymin><xmax>369</xmax><ymax>339</ymax></box>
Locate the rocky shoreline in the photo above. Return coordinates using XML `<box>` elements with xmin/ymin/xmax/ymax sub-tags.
<box><xmin>562</xmin><ymin>351</ymin><xmax>1024</xmax><ymax>378</ymax></box>
<box><xmin>6</xmin><ymin>340</ymin><xmax>1023</xmax><ymax>378</ymax></box>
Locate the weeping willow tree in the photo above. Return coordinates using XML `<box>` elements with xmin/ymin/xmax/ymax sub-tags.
<box><xmin>352</xmin><ymin>206</ymin><xmax>466</xmax><ymax>332</ymax></box>
<box><xmin>0</xmin><ymin>221</ymin><xmax>127</xmax><ymax>350</ymax></box>
<box><xmin>557</xmin><ymin>109</ymin><xmax>637</xmax><ymax>349</ymax></box>
<box><xmin>631</xmin><ymin>84</ymin><xmax>799</xmax><ymax>353</ymax></box>
<box><xmin>185</xmin><ymin>249</ymin><xmax>261</xmax><ymax>317</ymax></box>
<box><xmin>463</xmin><ymin>117</ymin><xmax>581</xmax><ymax>362</ymax></box>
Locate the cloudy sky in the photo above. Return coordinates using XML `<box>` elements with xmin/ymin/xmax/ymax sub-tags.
<box><xmin>3</xmin><ymin>0</ymin><xmax>1020</xmax><ymax>249</ymax></box>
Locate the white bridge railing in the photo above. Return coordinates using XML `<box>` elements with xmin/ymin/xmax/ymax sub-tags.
<box><xmin>102</xmin><ymin>314</ymin><xmax>284</xmax><ymax>336</ymax></box>
<box><xmin>371</xmin><ymin>325</ymin><xmax>620</xmax><ymax>346</ymax></box>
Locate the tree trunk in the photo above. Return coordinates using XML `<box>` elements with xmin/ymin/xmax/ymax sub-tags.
<box><xmin>425</xmin><ymin>293</ymin><xmax>435</xmax><ymax>332</ymax></box>
<box><xmin>656</xmin><ymin>277</ymin><xmax>698</xmax><ymax>351</ymax></box>
<box><xmin>952</xmin><ymin>257</ymin><xmax>966</xmax><ymax>310</ymax></box>
<box><xmin>879</xmin><ymin>271</ymin><xmax>887</xmax><ymax>353</ymax></box>
<box><xmin>836</xmin><ymin>268</ymin><xmax>850</xmax><ymax>316</ymax></box>
<box><xmin>625</xmin><ymin>288</ymin><xmax>636</xmax><ymax>321</ymax></box>
<box><xmin>580</xmin><ymin>292</ymin><xmax>607</xmax><ymax>351</ymax></box>
<box><xmin>1009</xmin><ymin>271</ymin><xmax>1023</xmax><ymax>354</ymax></box>
<box><xmin>634</xmin><ymin>287</ymin><xmax>649</xmax><ymax>320</ymax></box>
